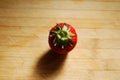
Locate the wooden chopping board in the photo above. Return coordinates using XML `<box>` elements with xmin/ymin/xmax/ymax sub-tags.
<box><xmin>0</xmin><ymin>0</ymin><xmax>120</xmax><ymax>80</ymax></box>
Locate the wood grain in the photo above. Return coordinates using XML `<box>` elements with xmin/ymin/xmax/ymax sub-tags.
<box><xmin>0</xmin><ymin>0</ymin><xmax>120</xmax><ymax>80</ymax></box>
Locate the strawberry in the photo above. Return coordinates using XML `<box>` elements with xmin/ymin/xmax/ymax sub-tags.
<box><xmin>48</xmin><ymin>23</ymin><xmax>77</xmax><ymax>54</ymax></box>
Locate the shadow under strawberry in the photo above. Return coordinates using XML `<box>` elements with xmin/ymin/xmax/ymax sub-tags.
<box><xmin>35</xmin><ymin>49</ymin><xmax>67</xmax><ymax>78</ymax></box>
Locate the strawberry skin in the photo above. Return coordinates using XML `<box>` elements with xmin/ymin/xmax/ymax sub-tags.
<box><xmin>48</xmin><ymin>23</ymin><xmax>77</xmax><ymax>54</ymax></box>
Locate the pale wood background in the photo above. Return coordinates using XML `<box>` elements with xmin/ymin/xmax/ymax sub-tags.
<box><xmin>0</xmin><ymin>0</ymin><xmax>120</xmax><ymax>80</ymax></box>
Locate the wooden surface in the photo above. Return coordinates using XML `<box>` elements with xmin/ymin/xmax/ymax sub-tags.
<box><xmin>0</xmin><ymin>0</ymin><xmax>120</xmax><ymax>80</ymax></box>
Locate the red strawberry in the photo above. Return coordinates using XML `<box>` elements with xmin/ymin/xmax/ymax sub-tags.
<box><xmin>48</xmin><ymin>23</ymin><xmax>77</xmax><ymax>54</ymax></box>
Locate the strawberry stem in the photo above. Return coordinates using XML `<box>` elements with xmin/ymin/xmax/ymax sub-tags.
<box><xmin>52</xmin><ymin>23</ymin><xmax>75</xmax><ymax>48</ymax></box>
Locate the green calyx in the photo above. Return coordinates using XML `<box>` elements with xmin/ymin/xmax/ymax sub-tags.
<box><xmin>50</xmin><ymin>23</ymin><xmax>75</xmax><ymax>49</ymax></box>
